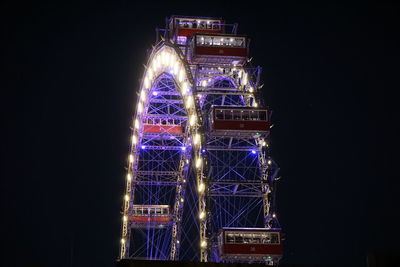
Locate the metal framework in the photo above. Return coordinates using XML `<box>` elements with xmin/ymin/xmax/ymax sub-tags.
<box><xmin>119</xmin><ymin>16</ymin><xmax>282</xmax><ymax>265</ymax></box>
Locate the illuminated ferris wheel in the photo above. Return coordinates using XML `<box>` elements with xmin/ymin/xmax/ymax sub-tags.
<box><xmin>119</xmin><ymin>16</ymin><xmax>283</xmax><ymax>265</ymax></box>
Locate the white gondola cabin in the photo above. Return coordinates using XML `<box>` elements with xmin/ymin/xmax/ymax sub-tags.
<box><xmin>130</xmin><ymin>205</ymin><xmax>171</xmax><ymax>228</ymax></box>
<box><xmin>218</xmin><ymin>227</ymin><xmax>283</xmax><ymax>262</ymax></box>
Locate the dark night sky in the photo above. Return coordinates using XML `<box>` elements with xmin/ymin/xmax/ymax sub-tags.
<box><xmin>1</xmin><ymin>1</ymin><xmax>397</xmax><ymax>266</ymax></box>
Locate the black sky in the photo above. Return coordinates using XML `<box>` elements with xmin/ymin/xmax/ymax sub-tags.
<box><xmin>1</xmin><ymin>1</ymin><xmax>397</xmax><ymax>267</ymax></box>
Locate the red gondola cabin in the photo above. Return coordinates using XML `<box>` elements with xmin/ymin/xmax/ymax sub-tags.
<box><xmin>190</xmin><ymin>34</ymin><xmax>249</xmax><ymax>65</ymax></box>
<box><xmin>143</xmin><ymin>124</ymin><xmax>183</xmax><ymax>134</ymax></box>
<box><xmin>218</xmin><ymin>227</ymin><xmax>283</xmax><ymax>261</ymax></box>
<box><xmin>130</xmin><ymin>205</ymin><xmax>171</xmax><ymax>228</ymax></box>
<box><xmin>210</xmin><ymin>106</ymin><xmax>270</xmax><ymax>137</ymax></box>
<box><xmin>169</xmin><ymin>16</ymin><xmax>224</xmax><ymax>45</ymax></box>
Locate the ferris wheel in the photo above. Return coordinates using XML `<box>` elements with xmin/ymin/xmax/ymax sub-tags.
<box><xmin>119</xmin><ymin>15</ymin><xmax>283</xmax><ymax>265</ymax></box>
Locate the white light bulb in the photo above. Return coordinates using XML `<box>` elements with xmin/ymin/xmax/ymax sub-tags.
<box><xmin>243</xmin><ymin>73</ymin><xmax>248</xmax><ymax>85</ymax></box>
<box><xmin>186</xmin><ymin>96</ymin><xmax>193</xmax><ymax>109</ymax></box>
<box><xmin>134</xmin><ymin>119</ymin><xmax>140</xmax><ymax>129</ymax></box>
<box><xmin>201</xmin><ymin>240</ymin><xmax>207</xmax><ymax>248</ymax></box>
<box><xmin>127</xmin><ymin>173</ymin><xmax>132</xmax><ymax>181</ymax></box>
<box><xmin>165</xmin><ymin>51</ymin><xmax>170</xmax><ymax>66</ymax></box>
<box><xmin>129</xmin><ymin>154</ymin><xmax>134</xmax><ymax>163</ymax></box>
<box><xmin>123</xmin><ymin>215</ymin><xmax>127</xmax><ymax>222</ymax></box>
<box><xmin>155</xmin><ymin>55</ymin><xmax>161</xmax><ymax>69</ymax></box>
<box><xmin>137</xmin><ymin>102</ymin><xmax>143</xmax><ymax>113</ymax></box>
<box><xmin>124</xmin><ymin>194</ymin><xmax>130</xmax><ymax>201</ymax></box>
<box><xmin>199</xmin><ymin>211</ymin><xmax>205</xmax><ymax>219</ymax></box>
<box><xmin>144</xmin><ymin>77</ymin><xmax>149</xmax><ymax>89</ymax></box>
<box><xmin>121</xmin><ymin>238</ymin><xmax>125</xmax><ymax>244</ymax></box>
<box><xmin>173</xmin><ymin>61</ymin><xmax>179</xmax><ymax>75</ymax></box>
<box><xmin>140</xmin><ymin>90</ymin><xmax>146</xmax><ymax>101</ymax></box>
<box><xmin>262</xmin><ymin>141</ymin><xmax>267</xmax><ymax>147</ymax></box>
<box><xmin>181</xmin><ymin>82</ymin><xmax>188</xmax><ymax>96</ymax></box>
<box><xmin>161</xmin><ymin>51</ymin><xmax>166</xmax><ymax>66</ymax></box>
<box><xmin>148</xmin><ymin>68</ymin><xmax>153</xmax><ymax>80</ymax></box>
<box><xmin>189</xmin><ymin>115</ymin><xmax>196</xmax><ymax>126</ymax></box>
<box><xmin>131</xmin><ymin>135</ymin><xmax>137</xmax><ymax>145</ymax></box>
<box><xmin>194</xmin><ymin>133</ymin><xmax>200</xmax><ymax>145</ymax></box>
<box><xmin>198</xmin><ymin>182</ymin><xmax>205</xmax><ymax>192</ymax></box>
<box><xmin>196</xmin><ymin>158</ymin><xmax>202</xmax><ymax>169</ymax></box>
<box><xmin>169</xmin><ymin>54</ymin><xmax>176</xmax><ymax>67</ymax></box>
<box><xmin>178</xmin><ymin>69</ymin><xmax>184</xmax><ymax>82</ymax></box>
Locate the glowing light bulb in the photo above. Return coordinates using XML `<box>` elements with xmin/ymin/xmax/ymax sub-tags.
<box><xmin>181</xmin><ymin>82</ymin><xmax>188</xmax><ymax>96</ymax></box>
<box><xmin>169</xmin><ymin>54</ymin><xmax>176</xmax><ymax>67</ymax></box>
<box><xmin>129</xmin><ymin>154</ymin><xmax>134</xmax><ymax>163</ymax></box>
<box><xmin>272</xmin><ymin>213</ymin><xmax>276</xmax><ymax>218</ymax></box>
<box><xmin>198</xmin><ymin>183</ymin><xmax>205</xmax><ymax>193</ymax></box>
<box><xmin>194</xmin><ymin>133</ymin><xmax>200</xmax><ymax>145</ymax></box>
<box><xmin>196</xmin><ymin>158</ymin><xmax>202</xmax><ymax>169</ymax></box>
<box><xmin>199</xmin><ymin>211</ymin><xmax>205</xmax><ymax>219</ymax></box>
<box><xmin>262</xmin><ymin>141</ymin><xmax>267</xmax><ymax>147</ymax></box>
<box><xmin>189</xmin><ymin>115</ymin><xmax>196</xmax><ymax>126</ymax></box>
<box><xmin>165</xmin><ymin>51</ymin><xmax>170</xmax><ymax>66</ymax></box>
<box><xmin>147</xmin><ymin>68</ymin><xmax>153</xmax><ymax>80</ymax></box>
<box><xmin>161</xmin><ymin>51</ymin><xmax>166</xmax><ymax>66</ymax></box>
<box><xmin>178</xmin><ymin>68</ymin><xmax>184</xmax><ymax>82</ymax></box>
<box><xmin>267</xmin><ymin>160</ymin><xmax>272</xmax><ymax>165</ymax></box>
<box><xmin>155</xmin><ymin>55</ymin><xmax>161</xmax><ymax>70</ymax></box>
<box><xmin>152</xmin><ymin>57</ymin><xmax>157</xmax><ymax>71</ymax></box>
<box><xmin>201</xmin><ymin>240</ymin><xmax>207</xmax><ymax>248</ymax></box>
<box><xmin>173</xmin><ymin>62</ymin><xmax>179</xmax><ymax>75</ymax></box>
<box><xmin>144</xmin><ymin>77</ymin><xmax>149</xmax><ymax>89</ymax></box>
<box><xmin>124</xmin><ymin>194</ymin><xmax>130</xmax><ymax>201</ymax></box>
<box><xmin>253</xmin><ymin>102</ymin><xmax>258</xmax><ymax>108</ymax></box>
<box><xmin>249</xmin><ymin>87</ymin><xmax>254</xmax><ymax>93</ymax></box>
<box><xmin>127</xmin><ymin>173</ymin><xmax>132</xmax><ymax>181</ymax></box>
<box><xmin>137</xmin><ymin>102</ymin><xmax>143</xmax><ymax>113</ymax></box>
<box><xmin>243</xmin><ymin>73</ymin><xmax>248</xmax><ymax>85</ymax></box>
<box><xmin>123</xmin><ymin>215</ymin><xmax>127</xmax><ymax>222</ymax></box>
<box><xmin>140</xmin><ymin>90</ymin><xmax>146</xmax><ymax>101</ymax></box>
<box><xmin>134</xmin><ymin>119</ymin><xmax>139</xmax><ymax>129</ymax></box>
<box><xmin>186</xmin><ymin>96</ymin><xmax>193</xmax><ymax>109</ymax></box>
<box><xmin>201</xmin><ymin>80</ymin><xmax>207</xmax><ymax>87</ymax></box>
<box><xmin>121</xmin><ymin>238</ymin><xmax>125</xmax><ymax>244</ymax></box>
<box><xmin>180</xmin><ymin>198</ymin><xmax>184</xmax><ymax>202</ymax></box>
<box><xmin>131</xmin><ymin>135</ymin><xmax>137</xmax><ymax>145</ymax></box>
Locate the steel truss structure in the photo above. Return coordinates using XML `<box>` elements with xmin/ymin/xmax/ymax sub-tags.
<box><xmin>119</xmin><ymin>16</ymin><xmax>282</xmax><ymax>265</ymax></box>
